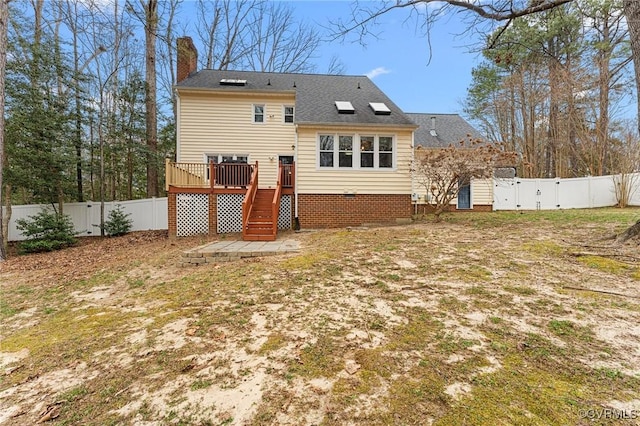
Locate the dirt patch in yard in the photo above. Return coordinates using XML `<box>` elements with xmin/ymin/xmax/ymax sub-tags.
<box><xmin>2</xmin><ymin>211</ymin><xmax>640</xmax><ymax>425</ymax></box>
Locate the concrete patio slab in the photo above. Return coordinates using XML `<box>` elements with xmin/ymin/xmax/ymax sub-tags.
<box><xmin>181</xmin><ymin>238</ymin><xmax>300</xmax><ymax>266</ymax></box>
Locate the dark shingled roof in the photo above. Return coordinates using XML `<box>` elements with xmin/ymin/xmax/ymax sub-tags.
<box><xmin>177</xmin><ymin>69</ymin><xmax>417</xmax><ymax>128</ymax></box>
<box><xmin>407</xmin><ymin>113</ymin><xmax>485</xmax><ymax>148</ymax></box>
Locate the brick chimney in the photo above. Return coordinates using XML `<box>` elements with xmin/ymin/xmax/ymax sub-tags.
<box><xmin>177</xmin><ymin>37</ymin><xmax>198</xmax><ymax>83</ymax></box>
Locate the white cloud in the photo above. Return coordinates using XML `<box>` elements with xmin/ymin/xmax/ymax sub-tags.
<box><xmin>366</xmin><ymin>67</ymin><xmax>391</xmax><ymax>79</ymax></box>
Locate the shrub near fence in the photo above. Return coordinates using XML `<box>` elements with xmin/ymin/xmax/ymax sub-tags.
<box><xmin>4</xmin><ymin>198</ymin><xmax>168</xmax><ymax>242</ymax></box>
<box><xmin>493</xmin><ymin>173</ymin><xmax>640</xmax><ymax>211</ymax></box>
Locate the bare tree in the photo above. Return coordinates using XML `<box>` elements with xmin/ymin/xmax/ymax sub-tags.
<box><xmin>332</xmin><ymin>0</ymin><xmax>573</xmax><ymax>45</ymax></box>
<box><xmin>244</xmin><ymin>2</ymin><xmax>321</xmax><ymax>73</ymax></box>
<box><xmin>623</xmin><ymin>0</ymin><xmax>640</xmax><ymax>136</ymax></box>
<box><xmin>156</xmin><ymin>0</ymin><xmax>182</xmax><ymax>116</ymax></box>
<box><xmin>326</xmin><ymin>54</ymin><xmax>347</xmax><ymax>75</ymax></box>
<box><xmin>611</xmin><ymin>122</ymin><xmax>640</xmax><ymax>208</ymax></box>
<box><xmin>142</xmin><ymin>0</ymin><xmax>159</xmax><ymax>197</ymax></box>
<box><xmin>412</xmin><ymin>139</ymin><xmax>516</xmax><ymax>221</ymax></box>
<box><xmin>195</xmin><ymin>0</ymin><xmax>254</xmax><ymax>70</ymax></box>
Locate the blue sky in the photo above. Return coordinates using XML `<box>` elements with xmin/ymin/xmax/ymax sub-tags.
<box><xmin>291</xmin><ymin>1</ymin><xmax>485</xmax><ymax>116</ymax></box>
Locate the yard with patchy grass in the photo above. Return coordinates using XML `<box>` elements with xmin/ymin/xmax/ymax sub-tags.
<box><xmin>1</xmin><ymin>209</ymin><xmax>640</xmax><ymax>425</ymax></box>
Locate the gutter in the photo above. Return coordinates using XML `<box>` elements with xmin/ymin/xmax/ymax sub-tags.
<box><xmin>296</xmin><ymin>121</ymin><xmax>418</xmax><ymax>130</ymax></box>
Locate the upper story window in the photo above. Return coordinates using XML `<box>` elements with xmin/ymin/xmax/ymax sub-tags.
<box><xmin>253</xmin><ymin>104</ymin><xmax>264</xmax><ymax>123</ymax></box>
<box><xmin>318</xmin><ymin>134</ymin><xmax>394</xmax><ymax>170</ymax></box>
<box><xmin>284</xmin><ymin>106</ymin><xmax>294</xmax><ymax>123</ymax></box>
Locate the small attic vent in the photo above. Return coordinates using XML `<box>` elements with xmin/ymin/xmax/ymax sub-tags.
<box><xmin>430</xmin><ymin>130</ymin><xmax>438</xmax><ymax>137</ymax></box>
<box><xmin>220</xmin><ymin>79</ymin><xmax>247</xmax><ymax>86</ymax></box>
<box><xmin>369</xmin><ymin>102</ymin><xmax>391</xmax><ymax>115</ymax></box>
<box><xmin>335</xmin><ymin>101</ymin><xmax>355</xmax><ymax>114</ymax></box>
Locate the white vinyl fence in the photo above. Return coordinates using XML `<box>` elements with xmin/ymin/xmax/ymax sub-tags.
<box><xmin>5</xmin><ymin>197</ymin><xmax>168</xmax><ymax>241</ymax></box>
<box><xmin>493</xmin><ymin>173</ymin><xmax>640</xmax><ymax>210</ymax></box>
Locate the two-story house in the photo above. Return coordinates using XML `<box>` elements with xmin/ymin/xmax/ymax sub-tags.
<box><xmin>167</xmin><ymin>37</ymin><xmax>418</xmax><ymax>240</ymax></box>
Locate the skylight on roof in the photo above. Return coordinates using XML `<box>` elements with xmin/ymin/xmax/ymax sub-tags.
<box><xmin>369</xmin><ymin>102</ymin><xmax>391</xmax><ymax>115</ymax></box>
<box><xmin>335</xmin><ymin>101</ymin><xmax>355</xmax><ymax>114</ymax></box>
<box><xmin>220</xmin><ymin>79</ymin><xmax>247</xmax><ymax>86</ymax></box>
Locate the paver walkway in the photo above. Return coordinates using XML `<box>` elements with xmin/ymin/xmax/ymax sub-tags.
<box><xmin>181</xmin><ymin>239</ymin><xmax>300</xmax><ymax>266</ymax></box>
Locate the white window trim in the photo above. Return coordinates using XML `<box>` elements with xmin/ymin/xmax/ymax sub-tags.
<box><xmin>316</xmin><ymin>133</ymin><xmax>396</xmax><ymax>171</ymax></box>
<box><xmin>252</xmin><ymin>104</ymin><xmax>265</xmax><ymax>124</ymax></box>
<box><xmin>283</xmin><ymin>105</ymin><xmax>295</xmax><ymax>124</ymax></box>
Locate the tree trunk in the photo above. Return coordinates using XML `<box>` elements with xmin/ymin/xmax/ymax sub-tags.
<box><xmin>72</xmin><ymin>23</ymin><xmax>84</xmax><ymax>202</ymax></box>
<box><xmin>2</xmin><ymin>184</ymin><xmax>10</xmax><ymax>256</ymax></box>
<box><xmin>616</xmin><ymin>219</ymin><xmax>640</xmax><ymax>244</ymax></box>
<box><xmin>546</xmin><ymin>39</ymin><xmax>560</xmax><ymax>179</ymax></box>
<box><xmin>144</xmin><ymin>0</ymin><xmax>159</xmax><ymax>198</ymax></box>
<box><xmin>623</xmin><ymin>0</ymin><xmax>640</xmax><ymax>136</ymax></box>
<box><xmin>0</xmin><ymin>0</ymin><xmax>8</xmax><ymax>260</ymax></box>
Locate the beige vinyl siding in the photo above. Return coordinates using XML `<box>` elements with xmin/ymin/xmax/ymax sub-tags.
<box><xmin>297</xmin><ymin>126</ymin><xmax>413</xmax><ymax>194</ymax></box>
<box><xmin>177</xmin><ymin>90</ymin><xmax>296</xmax><ymax>187</ymax></box>
<box><xmin>472</xmin><ymin>178</ymin><xmax>493</xmax><ymax>205</ymax></box>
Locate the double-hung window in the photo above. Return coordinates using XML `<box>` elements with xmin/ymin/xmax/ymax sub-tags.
<box><xmin>253</xmin><ymin>104</ymin><xmax>264</xmax><ymax>123</ymax></box>
<box><xmin>319</xmin><ymin>135</ymin><xmax>334</xmax><ymax>167</ymax></box>
<box><xmin>379</xmin><ymin>136</ymin><xmax>393</xmax><ymax>168</ymax></box>
<box><xmin>284</xmin><ymin>106</ymin><xmax>294</xmax><ymax>123</ymax></box>
<box><xmin>339</xmin><ymin>136</ymin><xmax>353</xmax><ymax>167</ymax></box>
<box><xmin>360</xmin><ymin>136</ymin><xmax>374</xmax><ymax>168</ymax></box>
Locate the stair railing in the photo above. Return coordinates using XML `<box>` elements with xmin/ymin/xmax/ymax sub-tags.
<box><xmin>242</xmin><ymin>162</ymin><xmax>258</xmax><ymax>240</ymax></box>
<box><xmin>271</xmin><ymin>163</ymin><xmax>283</xmax><ymax>238</ymax></box>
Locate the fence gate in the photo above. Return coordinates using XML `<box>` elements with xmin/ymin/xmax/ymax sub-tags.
<box><xmin>176</xmin><ymin>193</ymin><xmax>209</xmax><ymax>236</ymax></box>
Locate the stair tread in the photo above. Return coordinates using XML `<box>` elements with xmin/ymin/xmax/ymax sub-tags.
<box><xmin>243</xmin><ymin>188</ymin><xmax>279</xmax><ymax>241</ymax></box>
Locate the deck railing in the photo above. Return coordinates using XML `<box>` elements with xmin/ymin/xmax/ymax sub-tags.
<box><xmin>165</xmin><ymin>159</ymin><xmax>208</xmax><ymax>190</ymax></box>
<box><xmin>281</xmin><ymin>163</ymin><xmax>294</xmax><ymax>188</ymax></box>
<box><xmin>215</xmin><ymin>162</ymin><xmax>253</xmax><ymax>188</ymax></box>
<box><xmin>242</xmin><ymin>162</ymin><xmax>259</xmax><ymax>240</ymax></box>
<box><xmin>166</xmin><ymin>159</ymin><xmax>255</xmax><ymax>190</ymax></box>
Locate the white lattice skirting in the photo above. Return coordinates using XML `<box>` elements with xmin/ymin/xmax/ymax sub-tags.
<box><xmin>215</xmin><ymin>194</ymin><xmax>293</xmax><ymax>234</ymax></box>
<box><xmin>176</xmin><ymin>193</ymin><xmax>209</xmax><ymax>237</ymax></box>
<box><xmin>278</xmin><ymin>195</ymin><xmax>292</xmax><ymax>230</ymax></box>
<box><xmin>217</xmin><ymin>194</ymin><xmax>244</xmax><ymax>233</ymax></box>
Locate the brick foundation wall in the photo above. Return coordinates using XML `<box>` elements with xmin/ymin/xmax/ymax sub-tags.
<box><xmin>168</xmin><ymin>193</ymin><xmax>177</xmax><ymax>238</ymax></box>
<box><xmin>298</xmin><ymin>194</ymin><xmax>412</xmax><ymax>228</ymax></box>
<box><xmin>415</xmin><ymin>204</ymin><xmax>493</xmax><ymax>215</ymax></box>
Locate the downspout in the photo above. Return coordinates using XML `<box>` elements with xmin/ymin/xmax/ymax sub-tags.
<box><xmin>293</xmin><ymin>124</ymin><xmax>300</xmax><ymax>230</ymax></box>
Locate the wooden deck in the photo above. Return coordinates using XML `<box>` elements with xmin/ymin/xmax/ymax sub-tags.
<box><xmin>165</xmin><ymin>159</ymin><xmax>294</xmax><ymax>195</ymax></box>
<box><xmin>166</xmin><ymin>160</ymin><xmax>294</xmax><ymax>241</ymax></box>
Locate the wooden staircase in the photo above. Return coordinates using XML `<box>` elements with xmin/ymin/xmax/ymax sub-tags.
<box><xmin>244</xmin><ymin>189</ymin><xmax>277</xmax><ymax>241</ymax></box>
